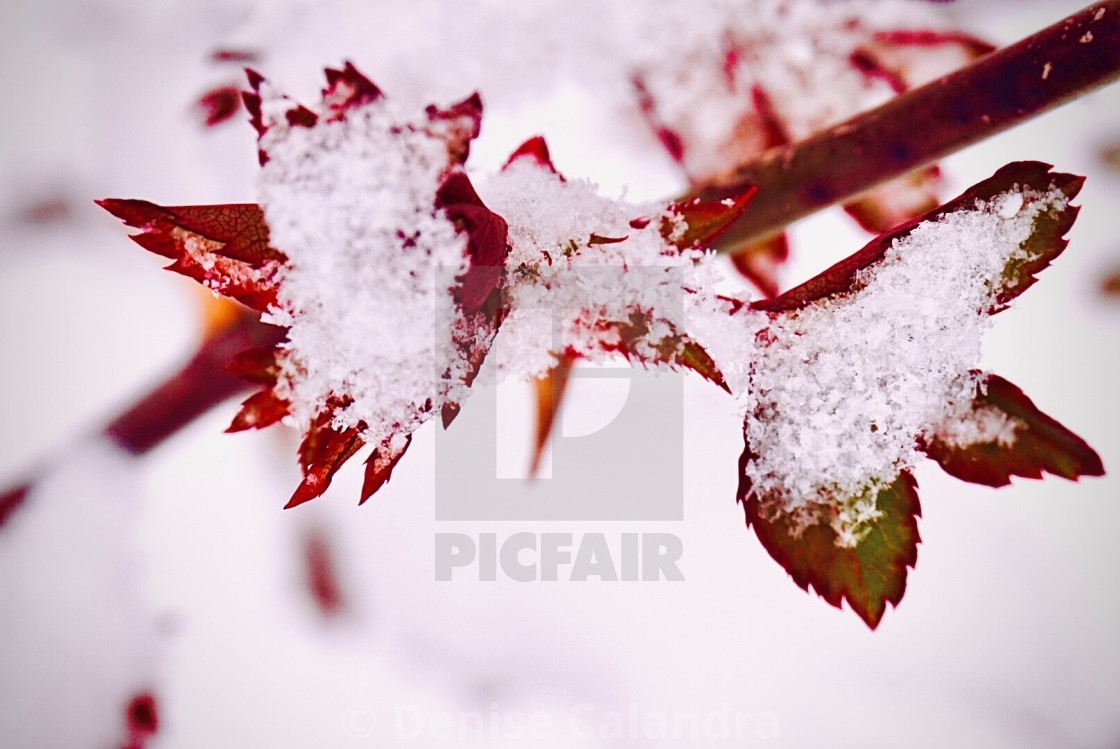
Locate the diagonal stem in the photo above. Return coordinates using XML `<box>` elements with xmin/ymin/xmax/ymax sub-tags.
<box><xmin>1</xmin><ymin>312</ymin><xmax>283</xmax><ymax>528</ymax></box>
<box><xmin>691</xmin><ymin>0</ymin><xmax>1120</xmax><ymax>253</ymax></box>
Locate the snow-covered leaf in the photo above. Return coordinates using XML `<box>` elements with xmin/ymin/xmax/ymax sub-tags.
<box><xmin>663</xmin><ymin>188</ymin><xmax>756</xmax><ymax>251</ymax></box>
<box><xmin>96</xmin><ymin>200</ymin><xmax>282</xmax><ymax>311</ymax></box>
<box><xmin>597</xmin><ymin>311</ymin><xmax>729</xmax><ymax>392</ymax></box>
<box><xmin>361</xmin><ymin>434</ymin><xmax>413</xmax><ymax>504</ymax></box>
<box><xmin>226</xmin><ymin>390</ymin><xmax>290</xmax><ymax>433</ymax></box>
<box><xmin>922</xmin><ymin>373</ymin><xmax>1104</xmax><ymax>487</ymax></box>
<box><xmin>739</xmin><ymin>451</ymin><xmax>921</xmax><ymax>630</ymax></box>
<box><xmin>752</xmin><ymin>162</ymin><xmax>1083</xmax><ymax>314</ymax></box>
<box><xmin>288</xmin><ymin>400</ymin><xmax>364</xmax><ymax>509</ymax></box>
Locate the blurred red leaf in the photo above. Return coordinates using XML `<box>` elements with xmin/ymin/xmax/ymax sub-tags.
<box><xmin>120</xmin><ymin>692</ymin><xmax>158</xmax><ymax>749</ymax></box>
<box><xmin>1103</xmin><ymin>268</ymin><xmax>1120</xmax><ymax>296</ymax></box>
<box><xmin>531</xmin><ymin>352</ymin><xmax>577</xmax><ymax>478</ymax></box>
<box><xmin>210</xmin><ymin>48</ymin><xmax>257</xmax><ymax>63</ymax></box>
<box><xmin>196</xmin><ymin>84</ymin><xmax>243</xmax><ymax>127</ymax></box>
<box><xmin>0</xmin><ymin>483</ymin><xmax>29</xmax><ymax>529</ymax></box>
<box><xmin>729</xmin><ymin>232</ymin><xmax>789</xmax><ymax>298</ymax></box>
<box><xmin>842</xmin><ymin>165</ymin><xmax>943</xmax><ymax>234</ymax></box>
<box><xmin>303</xmin><ymin>529</ymin><xmax>345</xmax><ymax>616</ymax></box>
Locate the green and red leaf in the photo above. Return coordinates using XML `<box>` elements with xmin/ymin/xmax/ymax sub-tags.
<box><xmin>922</xmin><ymin>373</ymin><xmax>1104</xmax><ymax>487</ymax></box>
<box><xmin>739</xmin><ymin>449</ymin><xmax>921</xmax><ymax>629</ymax></box>
<box><xmin>753</xmin><ymin>162</ymin><xmax>1083</xmax><ymax>314</ymax></box>
<box><xmin>992</xmin><ymin>169</ymin><xmax>1083</xmax><ymax>312</ymax></box>
<box><xmin>97</xmin><ymin>199</ymin><xmax>283</xmax><ymax>311</ymax></box>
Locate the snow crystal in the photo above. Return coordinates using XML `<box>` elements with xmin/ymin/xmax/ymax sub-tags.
<box><xmin>741</xmin><ymin>187</ymin><xmax>1068</xmax><ymax>544</ymax></box>
<box><xmin>931</xmin><ymin>401</ymin><xmax>1022</xmax><ymax>449</ymax></box>
<box><xmin>479</xmin><ymin>158</ymin><xmax>719</xmax><ymax>379</ymax></box>
<box><xmin>256</xmin><ymin>87</ymin><xmax>471</xmax><ymax>443</ymax></box>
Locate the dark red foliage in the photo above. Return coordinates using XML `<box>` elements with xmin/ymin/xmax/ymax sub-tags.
<box><xmin>436</xmin><ymin>172</ymin><xmax>511</xmax><ymax>315</ymax></box>
<box><xmin>0</xmin><ymin>483</ymin><xmax>29</xmax><ymax>529</ymax></box>
<box><xmin>227</xmin><ymin>390</ymin><xmax>290</xmax><ymax>433</ymax></box>
<box><xmin>120</xmin><ymin>692</ymin><xmax>158</xmax><ymax>749</ymax></box>
<box><xmin>303</xmin><ymin>530</ymin><xmax>345</xmax><ymax>616</ymax></box>
<box><xmin>288</xmin><ymin>401</ymin><xmax>365</xmax><ymax>509</ymax></box>
<box><xmin>662</xmin><ymin>187</ymin><xmax>756</xmax><ymax>251</ymax></box>
<box><xmin>361</xmin><ymin>435</ymin><xmax>413</xmax><ymax>504</ymax></box>
<box><xmin>632</xmin><ymin>75</ymin><xmax>685</xmax><ymax>163</ymax></box>
<box><xmin>196</xmin><ymin>84</ymin><xmax>243</xmax><ymax>127</ymax></box>
<box><xmin>426</xmin><ymin>92</ymin><xmax>484</xmax><ymax>165</ymax></box>
<box><xmin>922</xmin><ymin>374</ymin><xmax>1104</xmax><ymax>487</ymax></box>
<box><xmin>96</xmin><ymin>199</ymin><xmax>283</xmax><ymax>312</ymax></box>
<box><xmin>107</xmin><ymin>312</ymin><xmax>287</xmax><ymax>455</ymax></box>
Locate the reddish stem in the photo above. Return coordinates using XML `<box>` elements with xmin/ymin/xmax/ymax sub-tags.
<box><xmin>105</xmin><ymin>312</ymin><xmax>285</xmax><ymax>455</ymax></box>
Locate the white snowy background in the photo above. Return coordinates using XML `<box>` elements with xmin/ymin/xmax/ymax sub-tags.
<box><xmin>1</xmin><ymin>0</ymin><xmax>1118</xmax><ymax>746</ymax></box>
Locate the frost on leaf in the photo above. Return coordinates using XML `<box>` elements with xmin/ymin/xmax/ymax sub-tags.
<box><xmin>751</xmin><ymin>162</ymin><xmax>1083</xmax><ymax>314</ymax></box>
<box><xmin>101</xmin><ymin>64</ymin><xmax>508</xmax><ymax>507</ymax></box>
<box><xmin>96</xmin><ymin>200</ymin><xmax>282</xmax><ymax>311</ymax></box>
<box><xmin>735</xmin><ymin>162</ymin><xmax>1095</xmax><ymax>627</ymax></box>
<box><xmin>480</xmin><ymin>138</ymin><xmax>746</xmax><ymax>386</ymax></box>
<box><xmin>252</xmin><ymin>65</ymin><xmax>507</xmax><ymax>506</ymax></box>
<box><xmin>922</xmin><ymin>373</ymin><xmax>1104</xmax><ymax>487</ymax></box>
<box><xmin>739</xmin><ymin>447</ymin><xmax>920</xmax><ymax>630</ymax></box>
